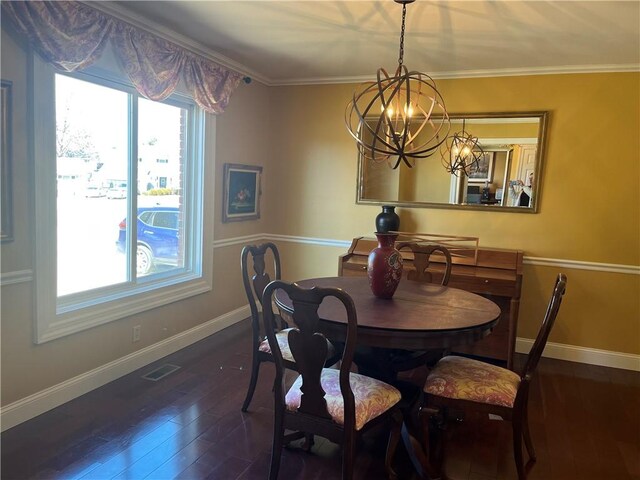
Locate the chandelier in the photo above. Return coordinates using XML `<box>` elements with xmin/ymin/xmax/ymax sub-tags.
<box><xmin>345</xmin><ymin>0</ymin><xmax>450</xmax><ymax>169</ymax></box>
<box><xmin>441</xmin><ymin>119</ymin><xmax>485</xmax><ymax>176</ymax></box>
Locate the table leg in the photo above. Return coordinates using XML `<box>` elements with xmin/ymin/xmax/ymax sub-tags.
<box><xmin>353</xmin><ymin>346</ymin><xmax>397</xmax><ymax>383</ymax></box>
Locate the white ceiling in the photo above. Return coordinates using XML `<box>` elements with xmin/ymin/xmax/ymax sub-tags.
<box><xmin>111</xmin><ymin>1</ymin><xmax>640</xmax><ymax>85</ymax></box>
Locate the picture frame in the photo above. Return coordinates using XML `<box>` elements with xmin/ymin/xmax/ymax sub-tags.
<box><xmin>468</xmin><ymin>151</ymin><xmax>494</xmax><ymax>183</ymax></box>
<box><xmin>1</xmin><ymin>80</ymin><xmax>13</xmax><ymax>242</ymax></box>
<box><xmin>222</xmin><ymin>163</ymin><xmax>262</xmax><ymax>223</ymax></box>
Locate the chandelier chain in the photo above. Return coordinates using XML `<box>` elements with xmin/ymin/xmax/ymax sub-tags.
<box><xmin>398</xmin><ymin>4</ymin><xmax>407</xmax><ymax>66</ymax></box>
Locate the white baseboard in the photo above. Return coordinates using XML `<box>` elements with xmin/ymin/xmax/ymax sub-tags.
<box><xmin>516</xmin><ymin>337</ymin><xmax>640</xmax><ymax>371</ymax></box>
<box><xmin>0</xmin><ymin>305</ymin><xmax>250</xmax><ymax>432</ymax></box>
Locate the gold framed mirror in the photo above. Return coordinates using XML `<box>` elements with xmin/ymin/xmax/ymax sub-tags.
<box><xmin>356</xmin><ymin>111</ymin><xmax>549</xmax><ymax>212</ymax></box>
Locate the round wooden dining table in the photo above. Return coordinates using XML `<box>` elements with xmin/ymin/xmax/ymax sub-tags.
<box><xmin>276</xmin><ymin>276</ymin><xmax>501</xmax><ymax>479</ymax></box>
<box><xmin>274</xmin><ymin>276</ymin><xmax>501</xmax><ymax>351</ymax></box>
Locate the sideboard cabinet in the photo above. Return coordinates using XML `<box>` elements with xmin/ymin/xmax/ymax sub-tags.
<box><xmin>338</xmin><ymin>237</ymin><xmax>524</xmax><ymax>368</ymax></box>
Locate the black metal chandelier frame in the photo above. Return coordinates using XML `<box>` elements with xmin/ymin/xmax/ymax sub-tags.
<box><xmin>441</xmin><ymin>119</ymin><xmax>485</xmax><ymax>177</ymax></box>
<box><xmin>345</xmin><ymin>0</ymin><xmax>450</xmax><ymax>169</ymax></box>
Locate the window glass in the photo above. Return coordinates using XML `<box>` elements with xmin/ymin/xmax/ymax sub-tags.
<box><xmin>139</xmin><ymin>211</ymin><xmax>153</xmax><ymax>224</ymax></box>
<box><xmin>152</xmin><ymin>211</ymin><xmax>178</xmax><ymax>229</ymax></box>
<box><xmin>35</xmin><ymin>56</ymin><xmax>209</xmax><ymax>343</ymax></box>
<box><xmin>55</xmin><ymin>75</ymin><xmax>189</xmax><ymax>291</ymax></box>
<box><xmin>137</xmin><ymin>98</ymin><xmax>186</xmax><ymax>277</ymax></box>
<box><xmin>55</xmin><ymin>75</ymin><xmax>128</xmax><ymax>296</ymax></box>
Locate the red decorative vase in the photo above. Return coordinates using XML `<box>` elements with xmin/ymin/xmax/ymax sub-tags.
<box><xmin>367</xmin><ymin>232</ymin><xmax>403</xmax><ymax>299</ymax></box>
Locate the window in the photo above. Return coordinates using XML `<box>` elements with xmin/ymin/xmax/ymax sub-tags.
<box><xmin>33</xmin><ymin>56</ymin><xmax>212</xmax><ymax>343</ymax></box>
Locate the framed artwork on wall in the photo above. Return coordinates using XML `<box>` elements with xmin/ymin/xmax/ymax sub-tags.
<box><xmin>468</xmin><ymin>151</ymin><xmax>494</xmax><ymax>183</ymax></box>
<box><xmin>1</xmin><ymin>80</ymin><xmax>13</xmax><ymax>242</ymax></box>
<box><xmin>222</xmin><ymin>163</ymin><xmax>262</xmax><ymax>223</ymax></box>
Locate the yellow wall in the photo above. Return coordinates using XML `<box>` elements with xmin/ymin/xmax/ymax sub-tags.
<box><xmin>469</xmin><ymin>121</ymin><xmax>540</xmax><ymax>139</ymax></box>
<box><xmin>267</xmin><ymin>74</ymin><xmax>640</xmax><ymax>355</ymax></box>
<box><xmin>1</xmin><ymin>19</ymin><xmax>638</xmax><ymax>411</ymax></box>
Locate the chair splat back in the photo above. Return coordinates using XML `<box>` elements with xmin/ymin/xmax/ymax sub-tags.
<box><xmin>381</xmin><ymin>243</ymin><xmax>453</xmax><ymax>376</ymax></box>
<box><xmin>288</xmin><ymin>301</ymin><xmax>331</xmax><ymax>420</ymax></box>
<box><xmin>262</xmin><ymin>281</ymin><xmax>358</xmax><ymax>429</ymax></box>
<box><xmin>241</xmin><ymin>243</ymin><xmax>282</xmax><ymax>339</ymax></box>
<box><xmin>397</xmin><ymin>243</ymin><xmax>452</xmax><ymax>285</ymax></box>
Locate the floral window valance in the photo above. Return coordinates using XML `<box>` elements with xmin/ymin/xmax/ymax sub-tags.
<box><xmin>2</xmin><ymin>1</ymin><xmax>243</xmax><ymax>114</ymax></box>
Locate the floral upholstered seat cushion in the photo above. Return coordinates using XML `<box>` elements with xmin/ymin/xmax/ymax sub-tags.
<box><xmin>258</xmin><ymin>328</ymin><xmax>296</xmax><ymax>362</ymax></box>
<box><xmin>258</xmin><ymin>328</ymin><xmax>336</xmax><ymax>364</ymax></box>
<box><xmin>424</xmin><ymin>356</ymin><xmax>521</xmax><ymax>408</ymax></box>
<box><xmin>285</xmin><ymin>368</ymin><xmax>401</xmax><ymax>431</ymax></box>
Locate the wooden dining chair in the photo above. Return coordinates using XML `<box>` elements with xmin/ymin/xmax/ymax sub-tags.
<box><xmin>262</xmin><ymin>280</ymin><xmax>404</xmax><ymax>480</ymax></box>
<box><xmin>241</xmin><ymin>243</ymin><xmax>339</xmax><ymax>412</ymax></box>
<box><xmin>419</xmin><ymin>273</ymin><xmax>567</xmax><ymax>480</ymax></box>
<box><xmin>389</xmin><ymin>243</ymin><xmax>454</xmax><ymax>374</ymax></box>
<box><xmin>397</xmin><ymin>242</ymin><xmax>453</xmax><ymax>286</ymax></box>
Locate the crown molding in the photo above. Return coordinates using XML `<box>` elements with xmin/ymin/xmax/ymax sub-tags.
<box><xmin>271</xmin><ymin>63</ymin><xmax>640</xmax><ymax>86</ymax></box>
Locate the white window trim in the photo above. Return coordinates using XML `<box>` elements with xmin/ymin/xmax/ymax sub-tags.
<box><xmin>31</xmin><ymin>54</ymin><xmax>214</xmax><ymax>344</ymax></box>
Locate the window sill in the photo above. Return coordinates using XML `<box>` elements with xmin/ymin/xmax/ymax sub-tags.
<box><xmin>37</xmin><ymin>275</ymin><xmax>211</xmax><ymax>344</ymax></box>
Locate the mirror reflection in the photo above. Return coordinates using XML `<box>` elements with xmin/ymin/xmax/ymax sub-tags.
<box><xmin>357</xmin><ymin>112</ymin><xmax>548</xmax><ymax>212</ymax></box>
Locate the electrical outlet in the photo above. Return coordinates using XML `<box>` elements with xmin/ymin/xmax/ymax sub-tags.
<box><xmin>133</xmin><ymin>325</ymin><xmax>141</xmax><ymax>343</ymax></box>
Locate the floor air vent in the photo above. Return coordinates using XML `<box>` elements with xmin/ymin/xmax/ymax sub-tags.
<box><xmin>142</xmin><ymin>364</ymin><xmax>181</xmax><ymax>382</ymax></box>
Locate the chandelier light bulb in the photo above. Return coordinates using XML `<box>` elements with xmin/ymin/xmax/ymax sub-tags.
<box><xmin>404</xmin><ymin>103</ymin><xmax>414</xmax><ymax>117</ymax></box>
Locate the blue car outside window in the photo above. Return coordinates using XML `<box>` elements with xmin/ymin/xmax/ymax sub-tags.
<box><xmin>152</xmin><ymin>211</ymin><xmax>178</xmax><ymax>229</ymax></box>
<box><xmin>116</xmin><ymin>207</ymin><xmax>181</xmax><ymax>274</ymax></box>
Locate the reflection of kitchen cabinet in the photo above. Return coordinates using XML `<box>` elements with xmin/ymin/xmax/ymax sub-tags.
<box><xmin>338</xmin><ymin>237</ymin><xmax>524</xmax><ymax>368</ymax></box>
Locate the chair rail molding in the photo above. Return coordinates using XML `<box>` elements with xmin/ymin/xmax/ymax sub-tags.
<box><xmin>523</xmin><ymin>257</ymin><xmax>639</xmax><ymax>275</ymax></box>
<box><xmin>213</xmin><ymin>233</ymin><xmax>640</xmax><ymax>276</ymax></box>
<box><xmin>0</xmin><ymin>269</ymin><xmax>34</xmax><ymax>286</ymax></box>
<box><xmin>212</xmin><ymin>233</ymin><xmax>265</xmax><ymax>249</ymax></box>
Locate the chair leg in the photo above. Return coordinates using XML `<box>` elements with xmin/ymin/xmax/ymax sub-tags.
<box><xmin>385</xmin><ymin>410</ymin><xmax>403</xmax><ymax>480</ymax></box>
<box><xmin>512</xmin><ymin>418</ymin><xmax>526</xmax><ymax>480</ymax></box>
<box><xmin>522</xmin><ymin>404</ymin><xmax>536</xmax><ymax>461</ymax></box>
<box><xmin>241</xmin><ymin>354</ymin><xmax>261</xmax><ymax>412</ymax></box>
<box><xmin>416</xmin><ymin>405</ymin><xmax>444</xmax><ymax>479</ymax></box>
<box><xmin>269</xmin><ymin>407</ymin><xmax>285</xmax><ymax>480</ymax></box>
<box><xmin>342</xmin><ymin>432</ymin><xmax>357</xmax><ymax>480</ymax></box>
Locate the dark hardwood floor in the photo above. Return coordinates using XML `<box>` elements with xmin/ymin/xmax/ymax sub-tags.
<box><xmin>2</xmin><ymin>320</ymin><xmax>639</xmax><ymax>480</ymax></box>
